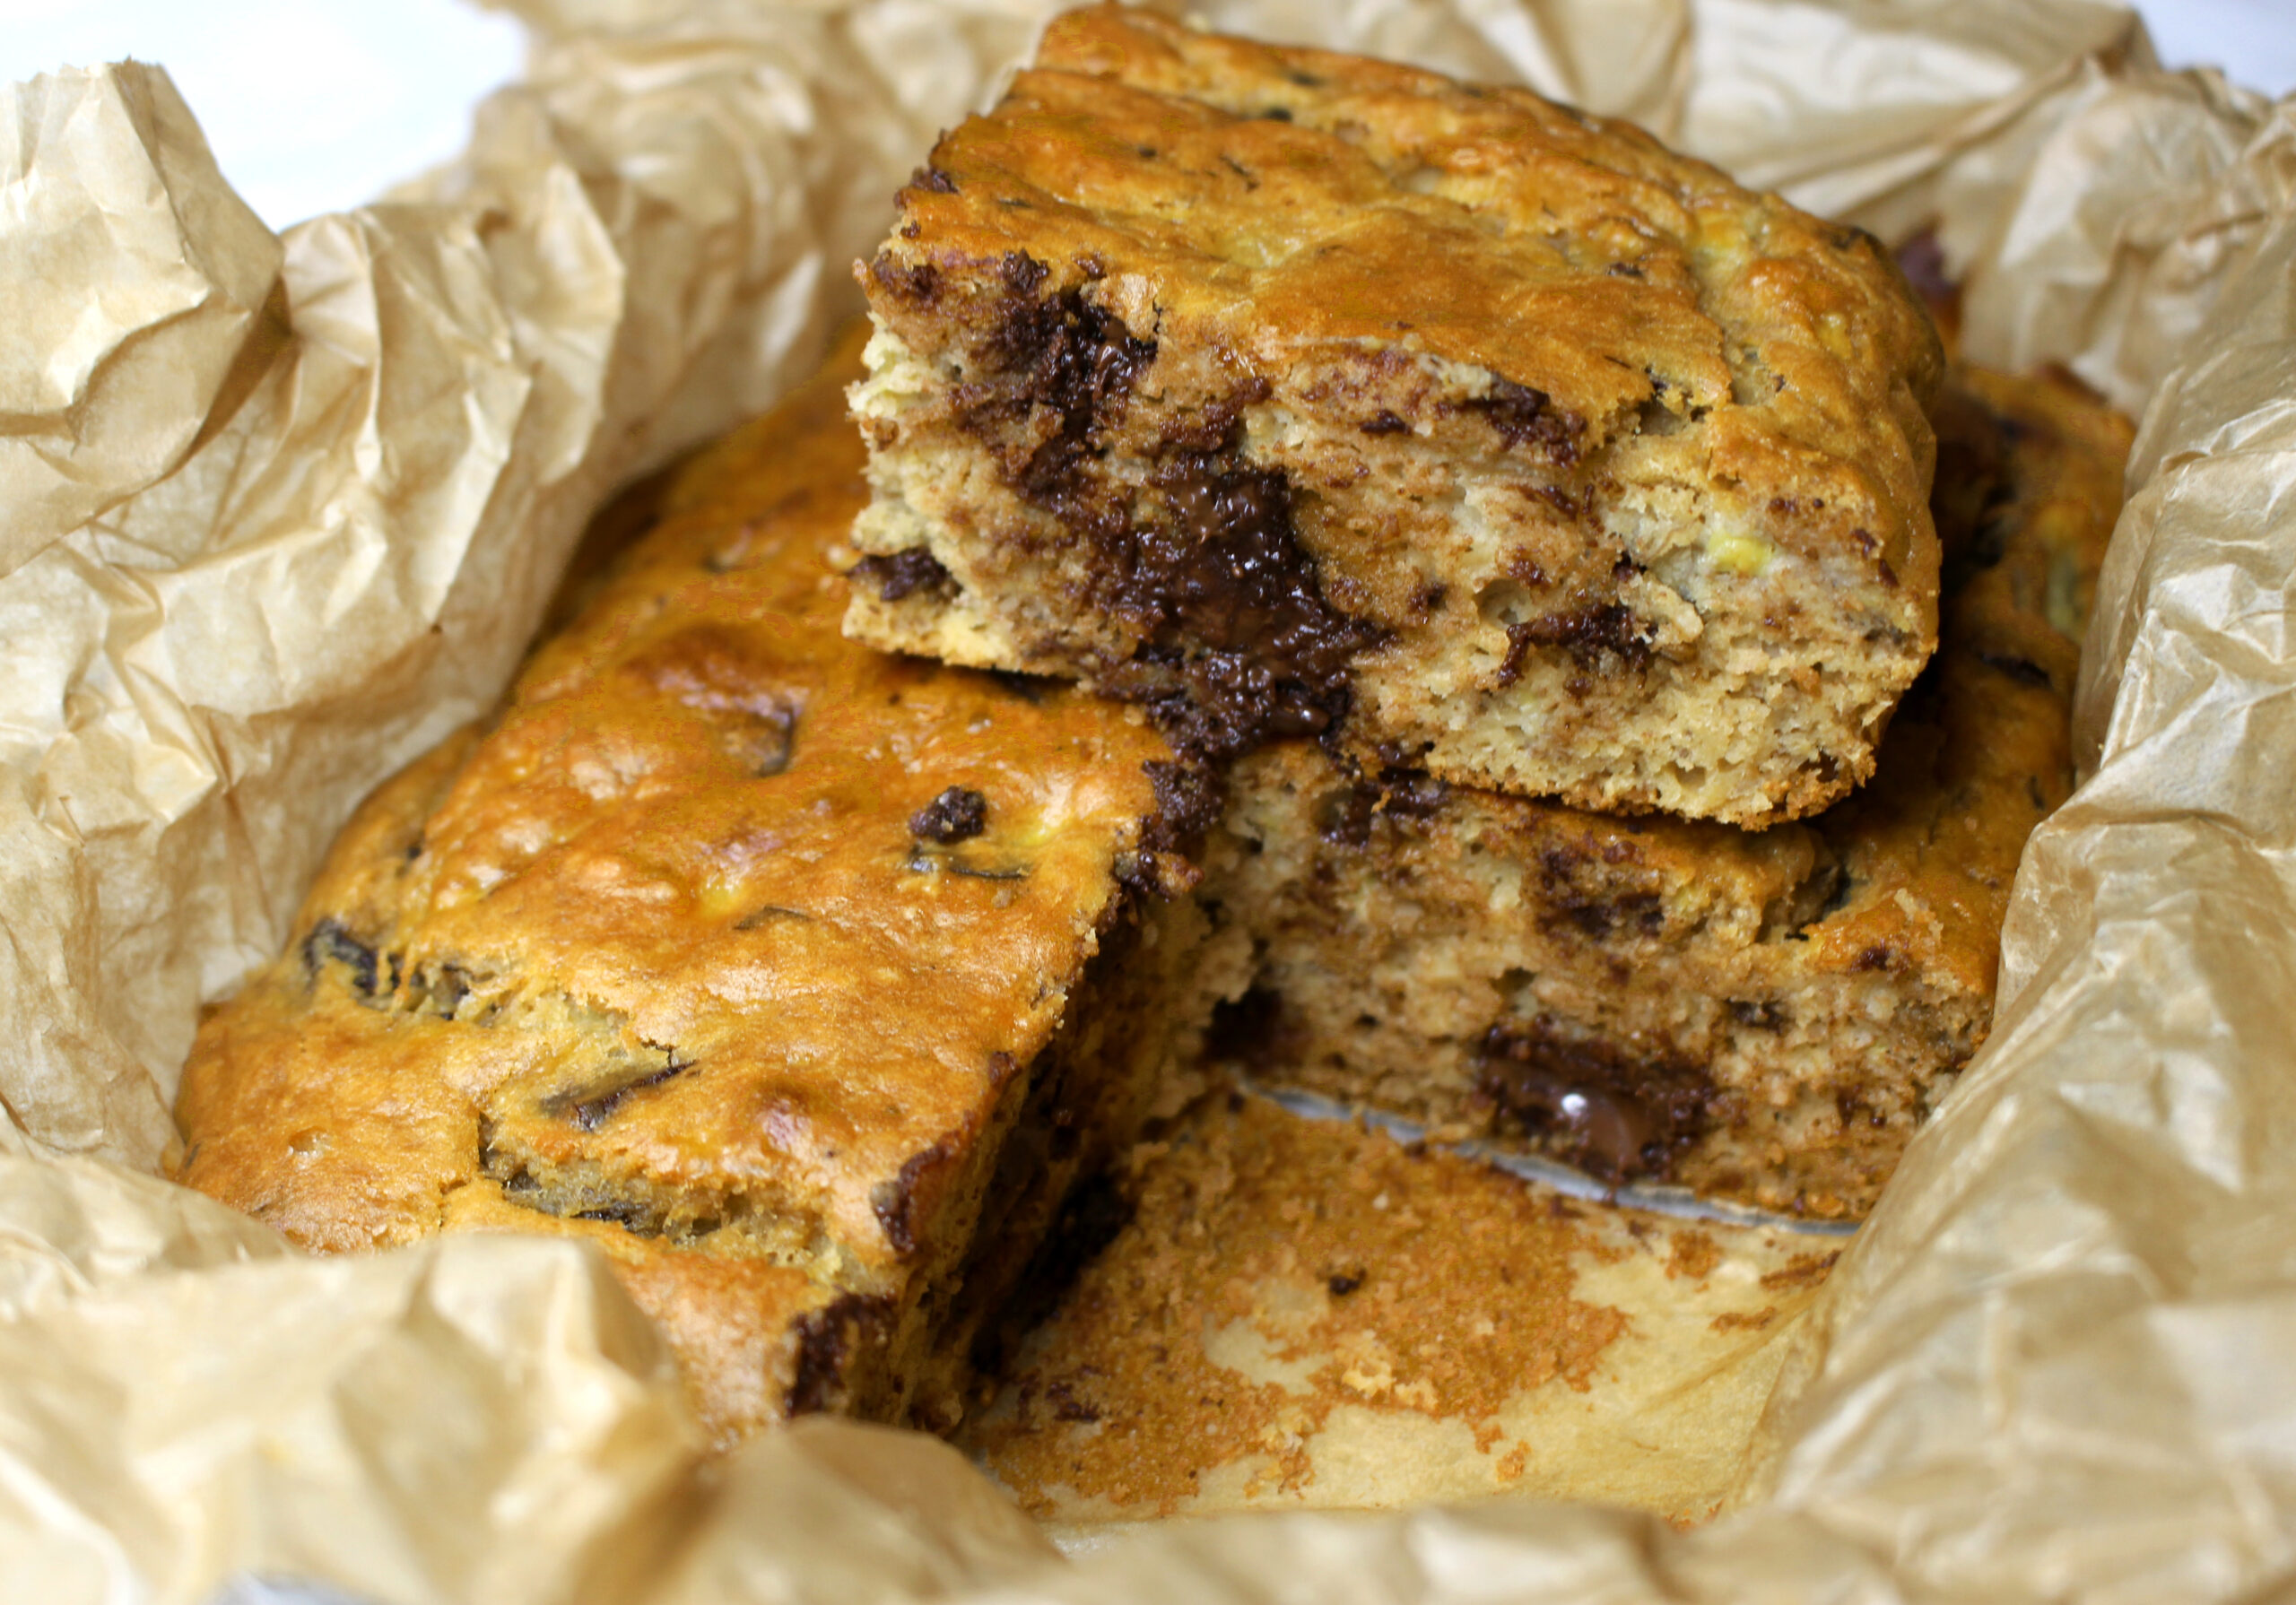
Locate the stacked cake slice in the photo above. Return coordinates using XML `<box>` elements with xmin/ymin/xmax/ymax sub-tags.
<box><xmin>845</xmin><ymin>5</ymin><xmax>1944</xmax><ymax>826</ymax></box>
<box><xmin>839</xmin><ymin>5</ymin><xmax>2120</xmax><ymax>1216</ymax></box>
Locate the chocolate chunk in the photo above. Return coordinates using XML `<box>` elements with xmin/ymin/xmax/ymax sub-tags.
<box><xmin>1205</xmin><ymin>986</ymin><xmax>1286</xmax><ymax>1068</ymax></box>
<box><xmin>1465</xmin><ymin>377</ymin><xmax>1584</xmax><ymax>464</ymax></box>
<box><xmin>1537</xmin><ymin>846</ymin><xmax>1664</xmax><ymax>940</ymax></box>
<box><xmin>985</xmin><ymin>282</ymin><xmax>1155</xmax><ymax>534</ymax></box>
<box><xmin>1139</xmin><ymin>759</ymin><xmax>1223</xmax><ymax>855</ymax></box>
<box><xmin>1728</xmin><ymin>1000</ymin><xmax>1787</xmax><ymax>1032</ymax></box>
<box><xmin>851</xmin><ymin>549</ymin><xmax>957</xmax><ymax>603</ymax></box>
<box><xmin>1102</xmin><ymin>455</ymin><xmax>1386</xmax><ymax>757</ymax></box>
<box><xmin>910</xmin><ymin>786</ymin><xmax>989</xmax><ymax>844</ymax></box>
<box><xmin>965</xmin><ymin>280</ymin><xmax>1381</xmax><ymax>759</ymax></box>
<box><xmin>787</xmin><ymin>1293</ymin><xmax>892</xmax><ymax>1415</ymax></box>
<box><xmin>302</xmin><ymin>918</ymin><xmax>379</xmax><ymax>997</ymax></box>
<box><xmin>1476</xmin><ymin>1018</ymin><xmax>1715</xmax><ymax>1184</ymax></box>
<box><xmin>1326</xmin><ymin>1269</ymin><xmax>1365</xmax><ymax>1297</ymax></box>
<box><xmin>1315</xmin><ymin>785</ymin><xmax>1376</xmax><ymax>848</ymax></box>
<box><xmin>870</xmin><ymin>1141</ymin><xmax>955</xmax><ymax>1256</ymax></box>
<box><xmin>1500</xmin><ymin>603</ymin><xmax>1654</xmax><ymax>682</ymax></box>
<box><xmin>867</xmin><ymin>253</ymin><xmax>941</xmax><ymax>306</ymax></box>
<box><xmin>550</xmin><ymin>1057</ymin><xmax>692</xmax><ymax>1133</ymax></box>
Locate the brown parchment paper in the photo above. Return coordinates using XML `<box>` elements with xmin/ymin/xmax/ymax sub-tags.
<box><xmin>4</xmin><ymin>1</ymin><xmax>2296</xmax><ymax>1600</ymax></box>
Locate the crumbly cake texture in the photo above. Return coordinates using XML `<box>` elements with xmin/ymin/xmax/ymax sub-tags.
<box><xmin>964</xmin><ymin>1089</ymin><xmax>1832</xmax><ymax>1526</ymax></box>
<box><xmin>1207</xmin><ymin>364</ymin><xmax>2133</xmax><ymax>1217</ymax></box>
<box><xmin>846</xmin><ymin>4</ymin><xmax>1945</xmax><ymax>826</ymax></box>
<box><xmin>173</xmin><ymin>337</ymin><xmax>1248</xmax><ymax>1447</ymax></box>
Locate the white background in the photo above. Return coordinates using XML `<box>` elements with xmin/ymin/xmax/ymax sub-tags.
<box><xmin>0</xmin><ymin>0</ymin><xmax>2289</xmax><ymax>231</ymax></box>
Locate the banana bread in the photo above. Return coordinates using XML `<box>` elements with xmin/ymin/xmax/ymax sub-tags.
<box><xmin>173</xmin><ymin>339</ymin><xmax>1247</xmax><ymax>1446</ymax></box>
<box><xmin>845</xmin><ymin>4</ymin><xmax>1945</xmax><ymax>826</ymax></box>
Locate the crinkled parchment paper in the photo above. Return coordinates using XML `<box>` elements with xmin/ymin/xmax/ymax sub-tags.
<box><xmin>4</xmin><ymin>1</ymin><xmax>2294</xmax><ymax>1599</ymax></box>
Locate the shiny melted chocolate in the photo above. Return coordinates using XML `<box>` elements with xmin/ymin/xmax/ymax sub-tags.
<box><xmin>1475</xmin><ymin>1017</ymin><xmax>1717</xmax><ymax>1184</ymax></box>
<box><xmin>971</xmin><ymin>265</ymin><xmax>1385</xmax><ymax>759</ymax></box>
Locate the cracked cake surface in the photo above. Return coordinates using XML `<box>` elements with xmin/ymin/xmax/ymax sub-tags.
<box><xmin>172</xmin><ymin>336</ymin><xmax>1245</xmax><ymax>1446</ymax></box>
<box><xmin>1205</xmin><ymin>362</ymin><xmax>2133</xmax><ymax>1217</ymax></box>
<box><xmin>844</xmin><ymin>4</ymin><xmax>1945</xmax><ymax>825</ymax></box>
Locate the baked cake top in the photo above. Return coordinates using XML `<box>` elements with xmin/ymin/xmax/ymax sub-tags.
<box><xmin>876</xmin><ymin>4</ymin><xmax>1944</xmax><ymax>581</ymax></box>
<box><xmin>175</xmin><ymin>343</ymin><xmax>1195</xmax><ymax>1289</ymax></box>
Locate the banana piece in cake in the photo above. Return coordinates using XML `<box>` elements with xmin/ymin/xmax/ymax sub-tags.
<box><xmin>173</xmin><ymin>339</ymin><xmax>1245</xmax><ymax>1446</ymax></box>
<box><xmin>1205</xmin><ymin>365</ymin><xmax>2130</xmax><ymax>1218</ymax></box>
<box><xmin>846</xmin><ymin>4</ymin><xmax>1944</xmax><ymax>827</ymax></box>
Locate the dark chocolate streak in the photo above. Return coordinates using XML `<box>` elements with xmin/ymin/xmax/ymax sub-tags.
<box><xmin>787</xmin><ymin>1292</ymin><xmax>893</xmax><ymax>1415</ymax></box>
<box><xmin>972</xmin><ymin>265</ymin><xmax>1386</xmax><ymax>759</ymax></box>
<box><xmin>1476</xmin><ymin>1018</ymin><xmax>1716</xmax><ymax>1184</ymax></box>
<box><xmin>1500</xmin><ymin>603</ymin><xmax>1654</xmax><ymax>684</ymax></box>
<box><xmin>549</xmin><ymin>1057</ymin><xmax>692</xmax><ymax>1133</ymax></box>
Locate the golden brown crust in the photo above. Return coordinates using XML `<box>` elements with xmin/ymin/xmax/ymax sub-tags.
<box><xmin>848</xmin><ymin>4</ymin><xmax>1944</xmax><ymax>825</ymax></box>
<box><xmin>174</xmin><ymin>334</ymin><xmax>1228</xmax><ymax>1444</ymax></box>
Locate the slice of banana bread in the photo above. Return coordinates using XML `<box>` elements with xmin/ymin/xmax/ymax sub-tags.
<box><xmin>173</xmin><ymin>340</ymin><xmax>1247</xmax><ymax>1446</ymax></box>
<box><xmin>846</xmin><ymin>4</ymin><xmax>1944</xmax><ymax>826</ymax></box>
<box><xmin>1206</xmin><ymin>365</ymin><xmax>2130</xmax><ymax>1217</ymax></box>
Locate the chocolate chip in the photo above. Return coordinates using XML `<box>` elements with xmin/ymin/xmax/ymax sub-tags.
<box><xmin>850</xmin><ymin>549</ymin><xmax>956</xmax><ymax>603</ymax></box>
<box><xmin>910</xmin><ymin>786</ymin><xmax>988</xmax><ymax>844</ymax></box>
<box><xmin>1855</xmin><ymin>943</ymin><xmax>1900</xmax><ymax>973</ymax></box>
<box><xmin>1728</xmin><ymin>1000</ymin><xmax>1787</xmax><ymax>1031</ymax></box>
<box><xmin>870</xmin><ymin>1141</ymin><xmax>953</xmax><ymax>1256</ymax></box>
<box><xmin>867</xmin><ymin>253</ymin><xmax>940</xmax><ymax>306</ymax></box>
<box><xmin>1476</xmin><ymin>1018</ymin><xmax>1716</xmax><ymax>1184</ymax></box>
<box><xmin>1500</xmin><ymin>603</ymin><xmax>1654</xmax><ymax>684</ymax></box>
<box><xmin>1464</xmin><ymin>377</ymin><xmax>1584</xmax><ymax>464</ymax></box>
<box><xmin>302</xmin><ymin>918</ymin><xmax>379</xmax><ymax>997</ymax></box>
<box><xmin>1326</xmin><ymin>1270</ymin><xmax>1365</xmax><ymax>1297</ymax></box>
<box><xmin>549</xmin><ymin>1057</ymin><xmax>692</xmax><ymax>1133</ymax></box>
<box><xmin>787</xmin><ymin>1293</ymin><xmax>891</xmax><ymax>1415</ymax></box>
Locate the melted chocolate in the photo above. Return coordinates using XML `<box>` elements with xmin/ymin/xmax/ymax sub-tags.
<box><xmin>967</xmin><ymin>269</ymin><xmax>1383</xmax><ymax>759</ymax></box>
<box><xmin>1464</xmin><ymin>377</ymin><xmax>1584</xmax><ymax>464</ymax></box>
<box><xmin>1096</xmin><ymin>455</ymin><xmax>1386</xmax><ymax>757</ymax></box>
<box><xmin>850</xmin><ymin>549</ymin><xmax>957</xmax><ymax>603</ymax></box>
<box><xmin>1475</xmin><ymin>1018</ymin><xmax>1715</xmax><ymax>1184</ymax></box>
<box><xmin>1500</xmin><ymin>603</ymin><xmax>1655</xmax><ymax>683</ymax></box>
